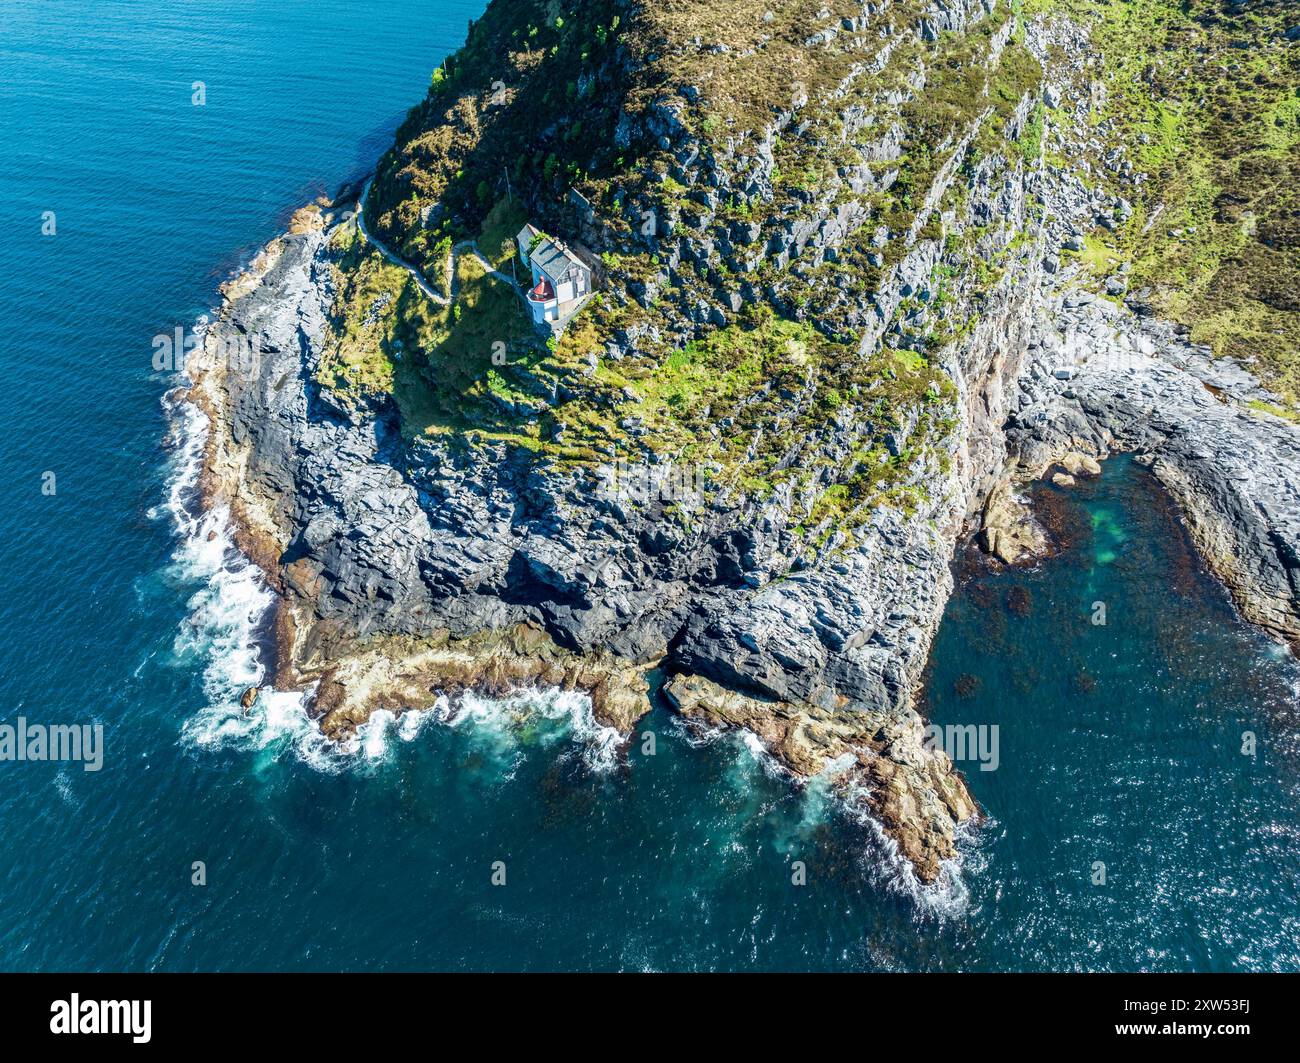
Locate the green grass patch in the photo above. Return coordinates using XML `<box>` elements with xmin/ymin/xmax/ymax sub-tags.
<box><xmin>478</xmin><ymin>195</ymin><xmax>530</xmax><ymax>271</ymax></box>
<box><xmin>1056</xmin><ymin>0</ymin><xmax>1300</xmax><ymax>401</ymax></box>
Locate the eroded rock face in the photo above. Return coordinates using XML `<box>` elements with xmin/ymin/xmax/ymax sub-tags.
<box><xmin>979</xmin><ymin>479</ymin><xmax>1047</xmax><ymax>564</ymax></box>
<box><xmin>1007</xmin><ymin>291</ymin><xmax>1300</xmax><ymax>648</ymax></box>
<box><xmin>185</xmin><ymin>2</ymin><xmax>1300</xmax><ymax>887</ymax></box>
<box><xmin>189</xmin><ymin>191</ymin><xmax>1023</xmax><ymax>881</ymax></box>
<box><xmin>308</xmin><ymin>625</ymin><xmax>650</xmax><ymax>738</ymax></box>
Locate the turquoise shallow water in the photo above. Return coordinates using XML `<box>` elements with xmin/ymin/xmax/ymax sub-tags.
<box><xmin>922</xmin><ymin>458</ymin><xmax>1300</xmax><ymax>970</ymax></box>
<box><xmin>1</xmin><ymin>1</ymin><xmax>1298</xmax><ymax>972</ymax></box>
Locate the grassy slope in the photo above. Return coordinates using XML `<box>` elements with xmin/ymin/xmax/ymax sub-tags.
<box><xmin>1047</xmin><ymin>0</ymin><xmax>1299</xmax><ymax>399</ymax></box>
<box><xmin>311</xmin><ymin>0</ymin><xmax>1051</xmax><ymax>549</ymax></box>
<box><xmin>318</xmin><ymin>0</ymin><xmax>1297</xmax><ymax>551</ymax></box>
<box><xmin>318</xmin><ymin>218</ymin><xmax>544</xmax><ymax>444</ymax></box>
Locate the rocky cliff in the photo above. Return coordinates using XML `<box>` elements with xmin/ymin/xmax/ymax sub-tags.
<box><xmin>187</xmin><ymin>0</ymin><xmax>1300</xmax><ymax>884</ymax></box>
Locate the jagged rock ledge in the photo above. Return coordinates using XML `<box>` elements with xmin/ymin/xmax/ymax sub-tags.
<box><xmin>187</xmin><ymin>216</ymin><xmax>650</xmax><ymax>736</ymax></box>
<box><xmin>1003</xmin><ymin>290</ymin><xmax>1300</xmax><ymax>650</ymax></box>
<box><xmin>307</xmin><ymin>624</ymin><xmax>651</xmax><ymax>738</ymax></box>
<box><xmin>184</xmin><ymin>201</ymin><xmax>989</xmax><ymax>883</ymax></box>
<box><xmin>664</xmin><ymin>672</ymin><xmax>976</xmax><ymax>882</ymax></box>
<box><xmin>179</xmin><ymin>2</ymin><xmax>1300</xmax><ymax>891</ymax></box>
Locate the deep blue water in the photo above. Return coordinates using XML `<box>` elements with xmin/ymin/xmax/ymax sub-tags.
<box><xmin>1</xmin><ymin>1</ymin><xmax>1298</xmax><ymax>972</ymax></box>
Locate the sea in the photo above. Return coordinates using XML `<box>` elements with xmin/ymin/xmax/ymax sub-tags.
<box><xmin>1</xmin><ymin>0</ymin><xmax>1297</xmax><ymax>971</ymax></box>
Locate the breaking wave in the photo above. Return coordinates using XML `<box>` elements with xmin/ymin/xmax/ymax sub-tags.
<box><xmin>158</xmin><ymin>387</ymin><xmax>622</xmax><ymax>777</ymax></box>
<box><xmin>834</xmin><ymin>767</ymin><xmax>977</xmax><ymax>918</ymax></box>
<box><xmin>674</xmin><ymin>715</ymin><xmax>976</xmax><ymax>912</ymax></box>
<box><xmin>156</xmin><ymin>380</ymin><xmax>970</xmax><ymax>904</ymax></box>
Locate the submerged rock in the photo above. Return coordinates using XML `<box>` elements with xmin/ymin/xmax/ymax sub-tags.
<box><xmin>980</xmin><ymin>480</ymin><xmax>1048</xmax><ymax>565</ymax></box>
<box><xmin>1006</xmin><ymin>586</ymin><xmax>1033</xmax><ymax>618</ymax></box>
<box><xmin>1010</xmin><ymin>292</ymin><xmax>1300</xmax><ymax>649</ymax></box>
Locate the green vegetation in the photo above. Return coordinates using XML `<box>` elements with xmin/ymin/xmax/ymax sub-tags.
<box><xmin>1064</xmin><ymin>231</ymin><xmax>1123</xmax><ymax>277</ymax></box>
<box><xmin>365</xmin><ymin>0</ymin><xmax>630</xmax><ymax>282</ymax></box>
<box><xmin>319</xmin><ymin>220</ymin><xmax>544</xmax><ymax>443</ymax></box>
<box><xmin>772</xmin><ymin>3</ymin><xmax>1046</xmax><ymax>336</ymax></box>
<box><xmin>562</xmin><ymin>306</ymin><xmax>958</xmax><ymax>526</ymax></box>
<box><xmin>319</xmin><ymin>223</ymin><xmax>412</xmax><ymax>394</ymax></box>
<box><xmin>327</xmin><ymin>0</ymin><xmax>1030</xmax><ymax>534</ymax></box>
<box><xmin>1248</xmin><ymin>399</ymin><xmax>1300</xmax><ymax>424</ymax></box>
<box><xmin>1048</xmin><ymin>0</ymin><xmax>1300</xmax><ymax>399</ymax></box>
<box><xmin>478</xmin><ymin>196</ymin><xmax>530</xmax><ymax>271</ymax></box>
<box><xmin>318</xmin><ymin>0</ymin><xmax>1300</xmax><ymax>560</ymax></box>
<box><xmin>1017</xmin><ymin>100</ymin><xmax>1045</xmax><ymax>164</ymax></box>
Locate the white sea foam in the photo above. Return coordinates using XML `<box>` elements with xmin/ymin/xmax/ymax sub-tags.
<box><xmin>161</xmin><ymin>383</ymin><xmax>976</xmax><ymax>906</ymax></box>
<box><xmin>670</xmin><ymin>714</ymin><xmax>728</xmax><ymax>749</ymax></box>
<box><xmin>834</xmin><ymin>771</ymin><xmax>976</xmax><ymax>918</ymax></box>
<box><xmin>793</xmin><ymin>748</ymin><xmax>976</xmax><ymax>914</ymax></box>
<box><xmin>738</xmin><ymin>730</ymin><xmax>778</xmax><ymax>770</ymax></box>
<box><xmin>161</xmin><ymin>388</ymin><xmax>622</xmax><ymax>775</ymax></box>
<box><xmin>667</xmin><ymin>709</ymin><xmax>980</xmax><ymax>910</ymax></box>
<box><xmin>440</xmin><ymin>687</ymin><xmax>624</xmax><ymax>774</ymax></box>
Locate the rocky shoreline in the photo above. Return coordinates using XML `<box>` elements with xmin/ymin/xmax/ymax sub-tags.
<box><xmin>185</xmin><ymin>202</ymin><xmax>986</xmax><ymax>880</ymax></box>
<box><xmin>1007</xmin><ymin>290</ymin><xmax>1300</xmax><ymax>649</ymax></box>
<box><xmin>182</xmin><ymin>2</ymin><xmax>1300</xmax><ymax>887</ymax></box>
<box><xmin>664</xmin><ymin>672</ymin><xmax>978</xmax><ymax>882</ymax></box>
<box><xmin>191</xmin><ymin>188</ymin><xmax>1300</xmax><ymax>882</ymax></box>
